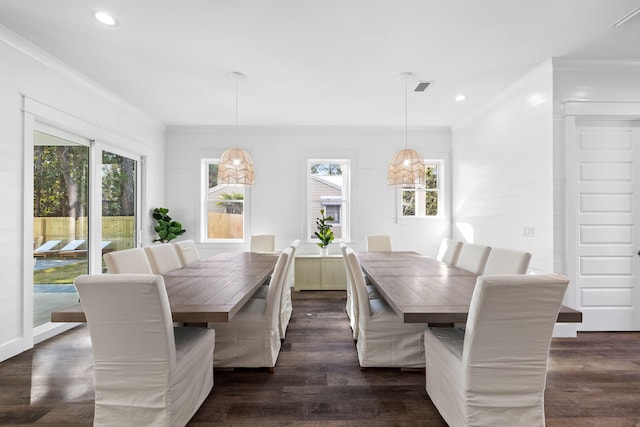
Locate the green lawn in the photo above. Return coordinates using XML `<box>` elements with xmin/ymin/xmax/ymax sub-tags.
<box><xmin>33</xmin><ymin>262</ymin><xmax>89</xmax><ymax>284</ymax></box>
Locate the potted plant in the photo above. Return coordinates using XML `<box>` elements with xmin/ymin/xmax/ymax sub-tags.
<box><xmin>152</xmin><ymin>207</ymin><xmax>186</xmax><ymax>243</ymax></box>
<box><xmin>314</xmin><ymin>208</ymin><xmax>334</xmax><ymax>255</ymax></box>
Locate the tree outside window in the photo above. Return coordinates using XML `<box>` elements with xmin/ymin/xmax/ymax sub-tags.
<box><xmin>402</xmin><ymin>163</ymin><xmax>439</xmax><ymax>217</ymax></box>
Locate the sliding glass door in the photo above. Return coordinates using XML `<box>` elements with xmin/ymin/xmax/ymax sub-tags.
<box><xmin>33</xmin><ymin>130</ymin><xmax>89</xmax><ymax>328</ymax></box>
<box><xmin>101</xmin><ymin>150</ymin><xmax>138</xmax><ymax>270</ymax></box>
<box><xmin>32</xmin><ymin>127</ymin><xmax>139</xmax><ymax>335</ymax></box>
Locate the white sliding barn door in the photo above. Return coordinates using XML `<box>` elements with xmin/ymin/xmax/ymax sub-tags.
<box><xmin>571</xmin><ymin>119</ymin><xmax>639</xmax><ymax>331</ymax></box>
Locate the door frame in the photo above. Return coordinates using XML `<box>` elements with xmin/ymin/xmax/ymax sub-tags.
<box><xmin>23</xmin><ymin>97</ymin><xmax>143</xmax><ymax>346</ymax></box>
<box><xmin>564</xmin><ymin>101</ymin><xmax>640</xmax><ymax>332</ymax></box>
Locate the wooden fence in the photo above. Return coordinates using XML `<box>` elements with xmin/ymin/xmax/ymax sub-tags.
<box><xmin>35</xmin><ymin>213</ymin><xmax>243</xmax><ymax>249</ymax></box>
<box><xmin>34</xmin><ymin>216</ymin><xmax>135</xmax><ymax>251</ymax></box>
<box><xmin>208</xmin><ymin>212</ymin><xmax>243</xmax><ymax>239</ymax></box>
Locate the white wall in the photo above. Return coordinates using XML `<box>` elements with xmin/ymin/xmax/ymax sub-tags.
<box><xmin>0</xmin><ymin>27</ymin><xmax>166</xmax><ymax>362</ymax></box>
<box><xmin>452</xmin><ymin>58</ymin><xmax>640</xmax><ymax>335</ymax></box>
<box><xmin>552</xmin><ymin>58</ymin><xmax>640</xmax><ymax>329</ymax></box>
<box><xmin>165</xmin><ymin>126</ymin><xmax>452</xmax><ymax>258</ymax></box>
<box><xmin>451</xmin><ymin>61</ymin><xmax>554</xmax><ymax>273</ymax></box>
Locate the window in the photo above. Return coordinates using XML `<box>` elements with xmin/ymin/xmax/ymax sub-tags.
<box><xmin>400</xmin><ymin>161</ymin><xmax>441</xmax><ymax>218</ymax></box>
<box><xmin>323</xmin><ymin>201</ymin><xmax>341</xmax><ymax>224</ymax></box>
<box><xmin>308</xmin><ymin>160</ymin><xmax>350</xmax><ymax>242</ymax></box>
<box><xmin>201</xmin><ymin>159</ymin><xmax>246</xmax><ymax>242</ymax></box>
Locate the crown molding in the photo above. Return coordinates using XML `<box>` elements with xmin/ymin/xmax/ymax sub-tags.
<box><xmin>0</xmin><ymin>24</ymin><xmax>164</xmax><ymax>131</ymax></box>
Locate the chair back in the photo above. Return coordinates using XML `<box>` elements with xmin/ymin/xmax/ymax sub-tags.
<box><xmin>462</xmin><ymin>274</ymin><xmax>569</xmax><ymax>397</ymax></box>
<box><xmin>144</xmin><ymin>243</ymin><xmax>182</xmax><ymax>274</ymax></box>
<box><xmin>279</xmin><ymin>240</ymin><xmax>300</xmax><ymax>333</ymax></box>
<box><xmin>250</xmin><ymin>234</ymin><xmax>276</xmax><ymax>252</ymax></box>
<box><xmin>340</xmin><ymin>243</ymin><xmax>354</xmax><ymax>304</ymax></box>
<box><xmin>454</xmin><ymin>243</ymin><xmax>491</xmax><ymax>274</ymax></box>
<box><xmin>173</xmin><ymin>239</ymin><xmax>201</xmax><ymax>266</ymax></box>
<box><xmin>482</xmin><ymin>247</ymin><xmax>532</xmax><ymax>275</ymax></box>
<box><xmin>103</xmin><ymin>248</ymin><xmax>153</xmax><ymax>274</ymax></box>
<box><xmin>366</xmin><ymin>235</ymin><xmax>392</xmax><ymax>252</ymax></box>
<box><xmin>342</xmin><ymin>244</ymin><xmax>361</xmax><ymax>338</ymax></box>
<box><xmin>266</xmin><ymin>248</ymin><xmax>292</xmax><ymax>322</ymax></box>
<box><xmin>339</xmin><ymin>243</ymin><xmax>352</xmax><ymax>291</ymax></box>
<box><xmin>74</xmin><ymin>274</ymin><xmax>176</xmax><ymax>389</ymax></box>
<box><xmin>345</xmin><ymin>248</ymin><xmax>372</xmax><ymax>321</ymax></box>
<box><xmin>284</xmin><ymin>239</ymin><xmax>300</xmax><ymax>286</ymax></box>
<box><xmin>436</xmin><ymin>239</ymin><xmax>462</xmax><ymax>265</ymax></box>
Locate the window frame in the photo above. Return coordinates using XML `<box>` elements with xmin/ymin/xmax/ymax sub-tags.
<box><xmin>200</xmin><ymin>158</ymin><xmax>248</xmax><ymax>243</ymax></box>
<box><xmin>397</xmin><ymin>159</ymin><xmax>444</xmax><ymax>220</ymax></box>
<box><xmin>307</xmin><ymin>159</ymin><xmax>351</xmax><ymax>244</ymax></box>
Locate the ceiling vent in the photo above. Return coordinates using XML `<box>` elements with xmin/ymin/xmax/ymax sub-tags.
<box><xmin>414</xmin><ymin>81</ymin><xmax>433</xmax><ymax>92</ymax></box>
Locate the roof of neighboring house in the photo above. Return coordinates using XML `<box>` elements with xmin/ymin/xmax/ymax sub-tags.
<box><xmin>311</xmin><ymin>175</ymin><xmax>342</xmax><ymax>190</ymax></box>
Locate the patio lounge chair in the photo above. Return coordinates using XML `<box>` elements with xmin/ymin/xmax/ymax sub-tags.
<box><xmin>59</xmin><ymin>241</ymin><xmax>112</xmax><ymax>259</ymax></box>
<box><xmin>33</xmin><ymin>240</ymin><xmax>61</xmax><ymax>258</ymax></box>
<box><xmin>51</xmin><ymin>240</ymin><xmax>86</xmax><ymax>258</ymax></box>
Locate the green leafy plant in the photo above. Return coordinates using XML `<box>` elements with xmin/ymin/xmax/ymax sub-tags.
<box><xmin>216</xmin><ymin>191</ymin><xmax>244</xmax><ymax>214</ymax></box>
<box><xmin>152</xmin><ymin>207</ymin><xmax>186</xmax><ymax>243</ymax></box>
<box><xmin>314</xmin><ymin>208</ymin><xmax>335</xmax><ymax>248</ymax></box>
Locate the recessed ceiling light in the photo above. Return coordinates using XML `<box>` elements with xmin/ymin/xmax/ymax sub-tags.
<box><xmin>94</xmin><ymin>11</ymin><xmax>117</xmax><ymax>26</ymax></box>
<box><xmin>455</xmin><ymin>94</ymin><xmax>467</xmax><ymax>102</ymax></box>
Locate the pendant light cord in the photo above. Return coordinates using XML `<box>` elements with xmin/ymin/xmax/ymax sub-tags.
<box><xmin>235</xmin><ymin>77</ymin><xmax>239</xmax><ymax>149</ymax></box>
<box><xmin>404</xmin><ymin>77</ymin><xmax>408</xmax><ymax>149</ymax></box>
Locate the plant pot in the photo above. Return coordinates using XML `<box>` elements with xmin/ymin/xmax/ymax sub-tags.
<box><xmin>320</xmin><ymin>247</ymin><xmax>329</xmax><ymax>256</ymax></box>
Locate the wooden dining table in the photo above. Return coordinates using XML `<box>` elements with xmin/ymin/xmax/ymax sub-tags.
<box><xmin>358</xmin><ymin>251</ymin><xmax>583</xmax><ymax>324</ymax></box>
<box><xmin>51</xmin><ymin>251</ymin><xmax>279</xmax><ymax>323</ymax></box>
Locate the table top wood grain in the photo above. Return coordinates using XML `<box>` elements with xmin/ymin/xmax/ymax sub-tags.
<box><xmin>51</xmin><ymin>251</ymin><xmax>279</xmax><ymax>323</ymax></box>
<box><xmin>358</xmin><ymin>251</ymin><xmax>582</xmax><ymax>324</ymax></box>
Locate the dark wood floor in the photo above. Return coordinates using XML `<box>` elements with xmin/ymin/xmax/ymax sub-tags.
<box><xmin>1</xmin><ymin>291</ymin><xmax>640</xmax><ymax>426</ymax></box>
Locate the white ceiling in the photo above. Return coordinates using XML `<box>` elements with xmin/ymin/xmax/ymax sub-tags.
<box><xmin>1</xmin><ymin>0</ymin><xmax>639</xmax><ymax>127</ymax></box>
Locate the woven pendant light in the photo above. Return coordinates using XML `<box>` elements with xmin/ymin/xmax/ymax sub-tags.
<box><xmin>218</xmin><ymin>147</ymin><xmax>255</xmax><ymax>185</ymax></box>
<box><xmin>218</xmin><ymin>72</ymin><xmax>255</xmax><ymax>186</ymax></box>
<box><xmin>388</xmin><ymin>72</ymin><xmax>426</xmax><ymax>189</ymax></box>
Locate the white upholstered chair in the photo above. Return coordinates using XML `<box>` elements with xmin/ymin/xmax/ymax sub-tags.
<box><xmin>74</xmin><ymin>274</ymin><xmax>215</xmax><ymax>427</ymax></box>
<box><xmin>103</xmin><ymin>248</ymin><xmax>153</xmax><ymax>274</ymax></box>
<box><xmin>144</xmin><ymin>243</ymin><xmax>182</xmax><ymax>274</ymax></box>
<box><xmin>454</xmin><ymin>243</ymin><xmax>492</xmax><ymax>274</ymax></box>
<box><xmin>278</xmin><ymin>239</ymin><xmax>299</xmax><ymax>338</ymax></box>
<box><xmin>345</xmin><ymin>248</ymin><xmax>427</xmax><ymax>368</ymax></box>
<box><xmin>365</xmin><ymin>235</ymin><xmax>393</xmax><ymax>252</ymax></box>
<box><xmin>483</xmin><ymin>247</ymin><xmax>532</xmax><ymax>275</ymax></box>
<box><xmin>340</xmin><ymin>243</ymin><xmax>380</xmax><ymax>340</ymax></box>
<box><xmin>424</xmin><ymin>274</ymin><xmax>569</xmax><ymax>427</ymax></box>
<box><xmin>436</xmin><ymin>239</ymin><xmax>463</xmax><ymax>265</ymax></box>
<box><xmin>251</xmin><ymin>240</ymin><xmax>299</xmax><ymax>339</ymax></box>
<box><xmin>173</xmin><ymin>239</ymin><xmax>201</xmax><ymax>266</ymax></box>
<box><xmin>208</xmin><ymin>247</ymin><xmax>291</xmax><ymax>370</ymax></box>
<box><xmin>340</xmin><ymin>243</ymin><xmax>356</xmax><ymax>331</ymax></box>
<box><xmin>249</xmin><ymin>234</ymin><xmax>276</xmax><ymax>252</ymax></box>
